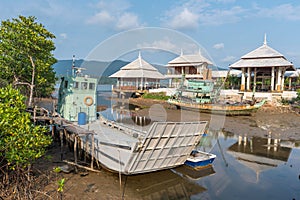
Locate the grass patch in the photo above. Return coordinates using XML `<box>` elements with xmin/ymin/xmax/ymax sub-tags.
<box><xmin>141</xmin><ymin>92</ymin><xmax>170</xmax><ymax>100</ymax></box>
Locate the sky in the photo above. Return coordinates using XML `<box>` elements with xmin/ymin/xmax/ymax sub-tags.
<box><xmin>1</xmin><ymin>0</ymin><xmax>300</xmax><ymax>68</ymax></box>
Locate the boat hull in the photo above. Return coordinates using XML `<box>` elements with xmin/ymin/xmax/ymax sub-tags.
<box><xmin>74</xmin><ymin>119</ymin><xmax>208</xmax><ymax>175</ymax></box>
<box><xmin>184</xmin><ymin>150</ymin><xmax>216</xmax><ymax>170</ymax></box>
<box><xmin>184</xmin><ymin>157</ymin><xmax>215</xmax><ymax>170</ymax></box>
<box><xmin>168</xmin><ymin>99</ymin><xmax>265</xmax><ymax>116</ymax></box>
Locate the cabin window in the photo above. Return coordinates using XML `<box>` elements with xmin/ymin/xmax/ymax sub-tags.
<box><xmin>74</xmin><ymin>82</ymin><xmax>79</xmax><ymax>89</ymax></box>
<box><xmin>89</xmin><ymin>83</ymin><xmax>95</xmax><ymax>90</ymax></box>
<box><xmin>81</xmin><ymin>82</ymin><xmax>88</xmax><ymax>90</ymax></box>
<box><xmin>64</xmin><ymin>81</ymin><xmax>68</xmax><ymax>88</ymax></box>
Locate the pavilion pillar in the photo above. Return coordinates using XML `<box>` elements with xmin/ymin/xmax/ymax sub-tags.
<box><xmin>120</xmin><ymin>78</ymin><xmax>123</xmax><ymax>88</ymax></box>
<box><xmin>289</xmin><ymin>77</ymin><xmax>292</xmax><ymax>90</ymax></box>
<box><xmin>117</xmin><ymin>79</ymin><xmax>120</xmax><ymax>89</ymax></box>
<box><xmin>254</xmin><ymin>67</ymin><xmax>257</xmax><ymax>89</ymax></box>
<box><xmin>136</xmin><ymin>78</ymin><xmax>138</xmax><ymax>89</ymax></box>
<box><xmin>246</xmin><ymin>67</ymin><xmax>251</xmax><ymax>91</ymax></box>
<box><xmin>276</xmin><ymin>67</ymin><xmax>282</xmax><ymax>91</ymax></box>
<box><xmin>240</xmin><ymin>68</ymin><xmax>245</xmax><ymax>91</ymax></box>
<box><xmin>271</xmin><ymin>67</ymin><xmax>275</xmax><ymax>91</ymax></box>
<box><xmin>281</xmin><ymin>68</ymin><xmax>285</xmax><ymax>91</ymax></box>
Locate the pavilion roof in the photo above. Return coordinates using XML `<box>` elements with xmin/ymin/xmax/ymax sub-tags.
<box><xmin>109</xmin><ymin>53</ymin><xmax>164</xmax><ymax>79</ymax></box>
<box><xmin>230</xmin><ymin>36</ymin><xmax>295</xmax><ymax>71</ymax></box>
<box><xmin>230</xmin><ymin>57</ymin><xmax>294</xmax><ymax>69</ymax></box>
<box><xmin>167</xmin><ymin>52</ymin><xmax>213</xmax><ymax>67</ymax></box>
<box><xmin>285</xmin><ymin>69</ymin><xmax>300</xmax><ymax>77</ymax></box>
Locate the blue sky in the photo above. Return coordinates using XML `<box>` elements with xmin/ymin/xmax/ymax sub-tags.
<box><xmin>1</xmin><ymin>0</ymin><xmax>300</xmax><ymax>68</ymax></box>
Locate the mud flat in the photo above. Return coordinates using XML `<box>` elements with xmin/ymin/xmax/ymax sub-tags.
<box><xmin>15</xmin><ymin>98</ymin><xmax>300</xmax><ymax>199</ymax></box>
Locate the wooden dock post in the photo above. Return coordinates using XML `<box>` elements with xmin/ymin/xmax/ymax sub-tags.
<box><xmin>59</xmin><ymin>129</ymin><xmax>64</xmax><ymax>161</ymax></box>
<box><xmin>50</xmin><ymin>119</ymin><xmax>55</xmax><ymax>138</ymax></box>
<box><xmin>84</xmin><ymin>134</ymin><xmax>89</xmax><ymax>163</ymax></box>
<box><xmin>91</xmin><ymin>133</ymin><xmax>95</xmax><ymax>169</ymax></box>
<box><xmin>74</xmin><ymin>135</ymin><xmax>78</xmax><ymax>173</ymax></box>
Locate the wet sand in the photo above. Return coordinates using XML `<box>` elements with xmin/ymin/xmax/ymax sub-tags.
<box><xmin>32</xmin><ymin>98</ymin><xmax>300</xmax><ymax>199</ymax></box>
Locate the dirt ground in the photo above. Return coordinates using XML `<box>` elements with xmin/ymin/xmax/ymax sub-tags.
<box><xmin>15</xmin><ymin>98</ymin><xmax>300</xmax><ymax>199</ymax></box>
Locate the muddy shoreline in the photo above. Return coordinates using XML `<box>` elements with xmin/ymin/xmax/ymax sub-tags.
<box><xmin>7</xmin><ymin>97</ymin><xmax>300</xmax><ymax>199</ymax></box>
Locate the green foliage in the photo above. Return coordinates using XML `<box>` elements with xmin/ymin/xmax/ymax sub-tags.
<box><xmin>57</xmin><ymin>178</ymin><xmax>65</xmax><ymax>192</ymax></box>
<box><xmin>296</xmin><ymin>89</ymin><xmax>300</xmax><ymax>100</ymax></box>
<box><xmin>0</xmin><ymin>15</ymin><xmax>57</xmax><ymax>99</ymax></box>
<box><xmin>142</xmin><ymin>92</ymin><xmax>169</xmax><ymax>100</ymax></box>
<box><xmin>225</xmin><ymin>74</ymin><xmax>240</xmax><ymax>89</ymax></box>
<box><xmin>53</xmin><ymin>166</ymin><xmax>62</xmax><ymax>173</ymax></box>
<box><xmin>0</xmin><ymin>85</ymin><xmax>52</xmax><ymax>169</ymax></box>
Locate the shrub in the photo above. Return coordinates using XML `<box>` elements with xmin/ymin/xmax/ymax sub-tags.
<box><xmin>141</xmin><ymin>92</ymin><xmax>170</xmax><ymax>100</ymax></box>
<box><xmin>0</xmin><ymin>85</ymin><xmax>52</xmax><ymax>170</ymax></box>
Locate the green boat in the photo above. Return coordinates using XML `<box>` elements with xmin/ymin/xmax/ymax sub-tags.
<box><xmin>57</xmin><ymin>62</ymin><xmax>97</xmax><ymax>122</ymax></box>
<box><xmin>168</xmin><ymin>79</ymin><xmax>265</xmax><ymax>116</ymax></box>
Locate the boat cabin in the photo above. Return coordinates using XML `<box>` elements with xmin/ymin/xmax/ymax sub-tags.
<box><xmin>178</xmin><ymin>79</ymin><xmax>214</xmax><ymax>104</ymax></box>
<box><xmin>57</xmin><ymin>67</ymin><xmax>97</xmax><ymax>123</ymax></box>
<box><xmin>186</xmin><ymin>79</ymin><xmax>214</xmax><ymax>94</ymax></box>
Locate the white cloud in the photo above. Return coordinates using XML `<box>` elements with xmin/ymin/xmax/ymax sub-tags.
<box><xmin>222</xmin><ymin>55</ymin><xmax>236</xmax><ymax>62</ymax></box>
<box><xmin>213</xmin><ymin>43</ymin><xmax>224</xmax><ymax>49</ymax></box>
<box><xmin>116</xmin><ymin>13</ymin><xmax>140</xmax><ymax>30</ymax></box>
<box><xmin>60</xmin><ymin>33</ymin><xmax>67</xmax><ymax>39</ymax></box>
<box><xmin>168</xmin><ymin>8</ymin><xmax>199</xmax><ymax>30</ymax></box>
<box><xmin>216</xmin><ymin>0</ymin><xmax>236</xmax><ymax>3</ymax></box>
<box><xmin>255</xmin><ymin>4</ymin><xmax>300</xmax><ymax>21</ymax></box>
<box><xmin>199</xmin><ymin>6</ymin><xmax>245</xmax><ymax>25</ymax></box>
<box><xmin>86</xmin><ymin>0</ymin><xmax>142</xmax><ymax>30</ymax></box>
<box><xmin>137</xmin><ymin>37</ymin><xmax>178</xmax><ymax>53</ymax></box>
<box><xmin>86</xmin><ymin>11</ymin><xmax>114</xmax><ymax>25</ymax></box>
<box><xmin>161</xmin><ymin>0</ymin><xmax>246</xmax><ymax>29</ymax></box>
<box><xmin>136</xmin><ymin>37</ymin><xmax>200</xmax><ymax>55</ymax></box>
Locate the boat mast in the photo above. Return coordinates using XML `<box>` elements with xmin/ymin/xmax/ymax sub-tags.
<box><xmin>72</xmin><ymin>55</ymin><xmax>76</xmax><ymax>77</ymax></box>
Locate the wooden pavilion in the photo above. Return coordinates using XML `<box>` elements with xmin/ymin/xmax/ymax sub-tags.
<box><xmin>230</xmin><ymin>36</ymin><xmax>295</xmax><ymax>92</ymax></box>
<box><xmin>165</xmin><ymin>50</ymin><xmax>213</xmax><ymax>87</ymax></box>
<box><xmin>110</xmin><ymin>52</ymin><xmax>164</xmax><ymax>91</ymax></box>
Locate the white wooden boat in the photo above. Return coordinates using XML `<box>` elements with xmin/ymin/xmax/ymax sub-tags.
<box><xmin>184</xmin><ymin>150</ymin><xmax>216</xmax><ymax>170</ymax></box>
<box><xmin>58</xmin><ymin>116</ymin><xmax>208</xmax><ymax>175</ymax></box>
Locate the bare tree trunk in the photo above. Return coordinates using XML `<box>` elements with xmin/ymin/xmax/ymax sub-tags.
<box><xmin>28</xmin><ymin>56</ymin><xmax>35</xmax><ymax>107</ymax></box>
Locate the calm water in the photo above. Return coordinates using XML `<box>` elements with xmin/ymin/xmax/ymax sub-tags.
<box><xmin>97</xmin><ymin>92</ymin><xmax>300</xmax><ymax>200</ymax></box>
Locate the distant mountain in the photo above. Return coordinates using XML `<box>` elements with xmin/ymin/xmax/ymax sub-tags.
<box><xmin>52</xmin><ymin>59</ymin><xmax>128</xmax><ymax>77</ymax></box>
<box><xmin>52</xmin><ymin>59</ymin><xmax>168</xmax><ymax>78</ymax></box>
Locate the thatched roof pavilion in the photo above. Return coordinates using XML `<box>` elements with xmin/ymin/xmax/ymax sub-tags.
<box><xmin>230</xmin><ymin>35</ymin><xmax>295</xmax><ymax>92</ymax></box>
<box><xmin>110</xmin><ymin>52</ymin><xmax>164</xmax><ymax>90</ymax></box>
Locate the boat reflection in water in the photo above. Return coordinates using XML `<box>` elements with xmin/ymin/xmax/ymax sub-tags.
<box><xmin>125</xmin><ymin>165</ymin><xmax>215</xmax><ymax>199</ymax></box>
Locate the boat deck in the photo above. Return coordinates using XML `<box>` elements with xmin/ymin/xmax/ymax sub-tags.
<box><xmin>54</xmin><ymin>115</ymin><xmax>208</xmax><ymax>174</ymax></box>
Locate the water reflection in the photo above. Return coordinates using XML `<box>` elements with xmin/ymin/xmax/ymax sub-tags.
<box><xmin>124</xmin><ymin>166</ymin><xmax>215</xmax><ymax>199</ymax></box>
<box><xmin>97</xmin><ymin>92</ymin><xmax>300</xmax><ymax>199</ymax></box>
<box><xmin>227</xmin><ymin>136</ymin><xmax>292</xmax><ymax>182</ymax></box>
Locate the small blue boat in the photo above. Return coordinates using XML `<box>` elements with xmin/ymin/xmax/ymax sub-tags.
<box><xmin>184</xmin><ymin>150</ymin><xmax>216</xmax><ymax>170</ymax></box>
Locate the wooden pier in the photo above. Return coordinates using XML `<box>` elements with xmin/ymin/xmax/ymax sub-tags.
<box><xmin>30</xmin><ymin>107</ymin><xmax>103</xmax><ymax>173</ymax></box>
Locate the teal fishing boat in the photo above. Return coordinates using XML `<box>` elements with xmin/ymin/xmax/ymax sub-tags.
<box><xmin>57</xmin><ymin>57</ymin><xmax>97</xmax><ymax>123</ymax></box>
<box><xmin>168</xmin><ymin>79</ymin><xmax>265</xmax><ymax>116</ymax></box>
